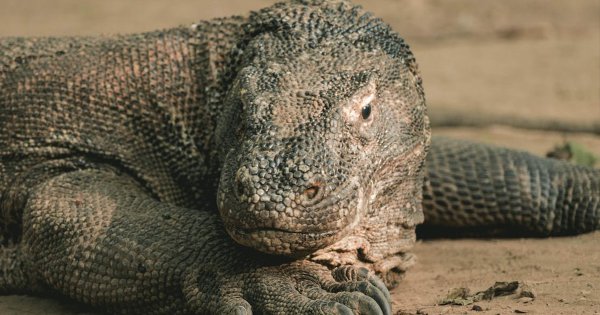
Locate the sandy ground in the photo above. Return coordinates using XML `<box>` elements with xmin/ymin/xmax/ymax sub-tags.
<box><xmin>0</xmin><ymin>0</ymin><xmax>599</xmax><ymax>314</ymax></box>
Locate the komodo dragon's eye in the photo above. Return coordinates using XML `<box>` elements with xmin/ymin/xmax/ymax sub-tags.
<box><xmin>361</xmin><ymin>103</ymin><xmax>372</xmax><ymax>120</ymax></box>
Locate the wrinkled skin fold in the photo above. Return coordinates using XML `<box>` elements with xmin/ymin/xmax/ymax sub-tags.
<box><xmin>0</xmin><ymin>0</ymin><xmax>598</xmax><ymax>314</ymax></box>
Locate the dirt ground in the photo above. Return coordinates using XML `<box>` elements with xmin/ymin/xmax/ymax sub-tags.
<box><xmin>0</xmin><ymin>0</ymin><xmax>598</xmax><ymax>314</ymax></box>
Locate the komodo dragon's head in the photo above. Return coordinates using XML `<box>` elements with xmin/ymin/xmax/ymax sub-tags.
<box><xmin>215</xmin><ymin>0</ymin><xmax>430</xmax><ymax>282</ymax></box>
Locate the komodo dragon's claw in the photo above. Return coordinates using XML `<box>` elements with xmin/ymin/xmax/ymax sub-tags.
<box><xmin>184</xmin><ymin>261</ymin><xmax>390</xmax><ymax>314</ymax></box>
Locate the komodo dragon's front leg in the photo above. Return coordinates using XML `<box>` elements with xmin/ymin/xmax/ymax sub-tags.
<box><xmin>0</xmin><ymin>168</ymin><xmax>390</xmax><ymax>314</ymax></box>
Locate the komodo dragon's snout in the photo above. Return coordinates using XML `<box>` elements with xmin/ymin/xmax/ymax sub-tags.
<box><xmin>214</xmin><ymin>27</ymin><xmax>430</xmax><ymax>257</ymax></box>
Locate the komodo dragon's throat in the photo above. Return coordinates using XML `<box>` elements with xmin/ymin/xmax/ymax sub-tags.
<box><xmin>0</xmin><ymin>0</ymin><xmax>598</xmax><ymax>314</ymax></box>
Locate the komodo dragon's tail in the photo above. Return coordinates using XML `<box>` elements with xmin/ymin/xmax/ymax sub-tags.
<box><xmin>419</xmin><ymin>136</ymin><xmax>599</xmax><ymax>237</ymax></box>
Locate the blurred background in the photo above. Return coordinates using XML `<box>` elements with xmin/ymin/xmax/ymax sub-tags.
<box><xmin>1</xmin><ymin>0</ymin><xmax>598</xmax><ymax>157</ymax></box>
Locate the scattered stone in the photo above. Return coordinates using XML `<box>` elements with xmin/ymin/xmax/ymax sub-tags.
<box><xmin>439</xmin><ymin>281</ymin><xmax>521</xmax><ymax>306</ymax></box>
<box><xmin>516</xmin><ymin>297</ymin><xmax>534</xmax><ymax>304</ymax></box>
<box><xmin>439</xmin><ymin>287</ymin><xmax>473</xmax><ymax>305</ymax></box>
<box><xmin>479</xmin><ymin>281</ymin><xmax>520</xmax><ymax>300</ymax></box>
<box><xmin>516</xmin><ymin>283</ymin><xmax>536</xmax><ymax>299</ymax></box>
<box><xmin>514</xmin><ymin>309</ymin><xmax>528</xmax><ymax>314</ymax></box>
<box><xmin>471</xmin><ymin>305</ymin><xmax>483</xmax><ymax>311</ymax></box>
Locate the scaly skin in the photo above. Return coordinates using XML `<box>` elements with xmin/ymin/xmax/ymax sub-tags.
<box><xmin>421</xmin><ymin>137</ymin><xmax>599</xmax><ymax>237</ymax></box>
<box><xmin>0</xmin><ymin>1</ymin><xmax>598</xmax><ymax>314</ymax></box>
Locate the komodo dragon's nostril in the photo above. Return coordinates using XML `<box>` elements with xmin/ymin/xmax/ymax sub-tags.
<box><xmin>304</xmin><ymin>186</ymin><xmax>319</xmax><ymax>200</ymax></box>
<box><xmin>234</xmin><ymin>170</ymin><xmax>250</xmax><ymax>199</ymax></box>
<box><xmin>236</xmin><ymin>180</ymin><xmax>246</xmax><ymax>198</ymax></box>
<box><xmin>303</xmin><ymin>182</ymin><xmax>323</xmax><ymax>201</ymax></box>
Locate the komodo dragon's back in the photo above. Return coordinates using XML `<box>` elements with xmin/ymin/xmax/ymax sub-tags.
<box><xmin>0</xmin><ymin>0</ymin><xmax>598</xmax><ymax>314</ymax></box>
<box><xmin>0</xmin><ymin>29</ymin><xmax>231</xmax><ymax>241</ymax></box>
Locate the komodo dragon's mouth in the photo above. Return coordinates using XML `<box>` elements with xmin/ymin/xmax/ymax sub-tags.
<box><xmin>222</xmin><ymin>200</ymin><xmax>361</xmax><ymax>256</ymax></box>
<box><xmin>226</xmin><ymin>225</ymin><xmax>351</xmax><ymax>257</ymax></box>
<box><xmin>219</xmin><ymin>179</ymin><xmax>366</xmax><ymax>256</ymax></box>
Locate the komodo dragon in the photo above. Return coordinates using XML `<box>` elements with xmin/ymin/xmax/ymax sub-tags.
<box><xmin>0</xmin><ymin>0</ymin><xmax>598</xmax><ymax>314</ymax></box>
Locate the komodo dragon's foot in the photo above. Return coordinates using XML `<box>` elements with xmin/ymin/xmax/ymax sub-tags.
<box><xmin>184</xmin><ymin>262</ymin><xmax>391</xmax><ymax>315</ymax></box>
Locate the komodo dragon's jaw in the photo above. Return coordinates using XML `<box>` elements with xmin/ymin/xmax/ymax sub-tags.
<box><xmin>213</xmin><ymin>0</ymin><xmax>431</xmax><ymax>272</ymax></box>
